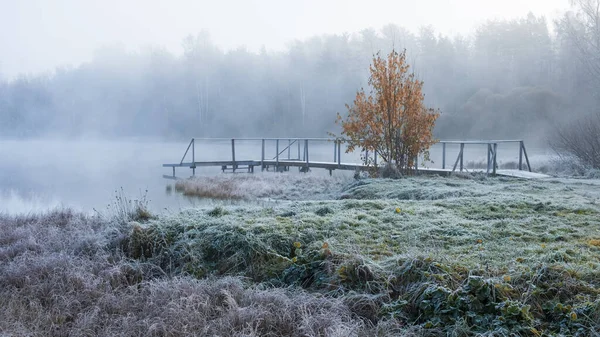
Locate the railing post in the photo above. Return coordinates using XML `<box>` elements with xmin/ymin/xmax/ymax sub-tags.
<box><xmin>181</xmin><ymin>138</ymin><xmax>194</xmax><ymax>165</ymax></box>
<box><xmin>305</xmin><ymin>139</ymin><xmax>309</xmax><ymax>171</ymax></box>
<box><xmin>192</xmin><ymin>138</ymin><xmax>195</xmax><ymax>176</ymax></box>
<box><xmin>288</xmin><ymin>139</ymin><xmax>291</xmax><ymax>160</ymax></box>
<box><xmin>522</xmin><ymin>142</ymin><xmax>532</xmax><ymax>172</ymax></box>
<box><xmin>493</xmin><ymin>143</ymin><xmax>498</xmax><ymax>175</ymax></box>
<box><xmin>337</xmin><ymin>140</ymin><xmax>341</xmax><ymax>166</ymax></box>
<box><xmin>231</xmin><ymin>139</ymin><xmax>236</xmax><ymax>173</ymax></box>
<box><xmin>302</xmin><ymin>141</ymin><xmax>306</xmax><ymax>161</ymax></box>
<box><xmin>452</xmin><ymin>146</ymin><xmax>462</xmax><ymax>172</ymax></box>
<box><xmin>487</xmin><ymin>143</ymin><xmax>491</xmax><ymax>174</ymax></box>
<box><xmin>442</xmin><ymin>142</ymin><xmax>446</xmax><ymax>170</ymax></box>
<box><xmin>333</xmin><ymin>140</ymin><xmax>337</xmax><ymax>163</ymax></box>
<box><xmin>276</xmin><ymin>139</ymin><xmax>279</xmax><ymax>172</ymax></box>
<box><xmin>297</xmin><ymin>140</ymin><xmax>301</xmax><ymax>160</ymax></box>
<box><xmin>460</xmin><ymin>143</ymin><xmax>464</xmax><ymax>172</ymax></box>
<box><xmin>261</xmin><ymin>139</ymin><xmax>265</xmax><ymax>171</ymax></box>
<box><xmin>519</xmin><ymin>141</ymin><xmax>524</xmax><ymax>171</ymax></box>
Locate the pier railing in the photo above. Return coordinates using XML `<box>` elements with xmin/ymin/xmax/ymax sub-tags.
<box><xmin>167</xmin><ymin>138</ymin><xmax>532</xmax><ymax>177</ymax></box>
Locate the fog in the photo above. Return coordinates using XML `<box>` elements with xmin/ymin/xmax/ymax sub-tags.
<box><xmin>1</xmin><ymin>0</ymin><xmax>599</xmax><ymax>212</ymax></box>
<box><xmin>1</xmin><ymin>0</ymin><xmax>568</xmax><ymax>77</ymax></box>
<box><xmin>1</xmin><ymin>1</ymin><xmax>597</xmax><ymax>142</ymax></box>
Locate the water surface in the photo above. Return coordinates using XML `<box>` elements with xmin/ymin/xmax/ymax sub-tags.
<box><xmin>0</xmin><ymin>138</ymin><xmax>550</xmax><ymax>214</ymax></box>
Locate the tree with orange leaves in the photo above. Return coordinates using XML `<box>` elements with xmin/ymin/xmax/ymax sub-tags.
<box><xmin>336</xmin><ymin>49</ymin><xmax>440</xmax><ymax>174</ymax></box>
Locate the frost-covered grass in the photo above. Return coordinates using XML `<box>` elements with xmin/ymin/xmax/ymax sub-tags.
<box><xmin>2</xmin><ymin>175</ymin><xmax>600</xmax><ymax>336</ymax></box>
<box><xmin>537</xmin><ymin>156</ymin><xmax>600</xmax><ymax>179</ymax></box>
<box><xmin>174</xmin><ymin>173</ymin><xmax>351</xmax><ymax>200</ymax></box>
<box><xmin>0</xmin><ymin>209</ymin><xmax>399</xmax><ymax>336</ymax></box>
<box><xmin>135</xmin><ymin>175</ymin><xmax>600</xmax><ymax>335</ymax></box>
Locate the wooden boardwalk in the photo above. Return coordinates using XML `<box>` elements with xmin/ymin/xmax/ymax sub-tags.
<box><xmin>163</xmin><ymin>138</ymin><xmax>545</xmax><ymax>179</ymax></box>
<box><xmin>165</xmin><ymin>159</ymin><xmax>455</xmax><ymax>176</ymax></box>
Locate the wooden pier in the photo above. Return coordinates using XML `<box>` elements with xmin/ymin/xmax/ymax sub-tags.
<box><xmin>163</xmin><ymin>138</ymin><xmax>545</xmax><ymax>179</ymax></box>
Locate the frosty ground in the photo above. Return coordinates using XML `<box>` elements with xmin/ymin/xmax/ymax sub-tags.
<box><xmin>1</xmin><ymin>173</ymin><xmax>599</xmax><ymax>336</ymax></box>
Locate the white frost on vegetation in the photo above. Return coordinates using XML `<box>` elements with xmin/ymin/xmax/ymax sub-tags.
<box><xmin>2</xmin><ymin>174</ymin><xmax>600</xmax><ymax>335</ymax></box>
<box><xmin>174</xmin><ymin>172</ymin><xmax>352</xmax><ymax>201</ymax></box>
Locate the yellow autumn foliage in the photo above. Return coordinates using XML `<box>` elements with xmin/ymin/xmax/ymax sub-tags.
<box><xmin>336</xmin><ymin>49</ymin><xmax>440</xmax><ymax>173</ymax></box>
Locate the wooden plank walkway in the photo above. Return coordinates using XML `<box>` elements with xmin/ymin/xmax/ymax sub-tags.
<box><xmin>495</xmin><ymin>170</ymin><xmax>551</xmax><ymax>179</ymax></box>
<box><xmin>163</xmin><ymin>138</ymin><xmax>543</xmax><ymax>179</ymax></box>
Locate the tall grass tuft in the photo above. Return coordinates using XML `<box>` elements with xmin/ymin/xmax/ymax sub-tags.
<box><xmin>100</xmin><ymin>187</ymin><xmax>153</xmax><ymax>224</ymax></box>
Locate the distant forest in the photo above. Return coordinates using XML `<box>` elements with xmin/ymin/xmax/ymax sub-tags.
<box><xmin>1</xmin><ymin>2</ymin><xmax>599</xmax><ymax>144</ymax></box>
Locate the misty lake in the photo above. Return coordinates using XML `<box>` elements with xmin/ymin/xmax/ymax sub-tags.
<box><xmin>0</xmin><ymin>139</ymin><xmax>194</xmax><ymax>214</ymax></box>
<box><xmin>0</xmin><ymin>139</ymin><xmax>551</xmax><ymax>215</ymax></box>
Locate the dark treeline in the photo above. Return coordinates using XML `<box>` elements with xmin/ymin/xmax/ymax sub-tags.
<box><xmin>1</xmin><ymin>2</ymin><xmax>598</xmax><ymax>143</ymax></box>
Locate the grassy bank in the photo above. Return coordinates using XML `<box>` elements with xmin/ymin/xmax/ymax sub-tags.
<box><xmin>2</xmin><ymin>174</ymin><xmax>600</xmax><ymax>336</ymax></box>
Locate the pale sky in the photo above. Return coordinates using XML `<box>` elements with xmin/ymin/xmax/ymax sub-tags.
<box><xmin>0</xmin><ymin>0</ymin><xmax>570</xmax><ymax>79</ymax></box>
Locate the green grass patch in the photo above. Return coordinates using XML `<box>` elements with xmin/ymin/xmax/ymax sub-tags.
<box><xmin>120</xmin><ymin>176</ymin><xmax>600</xmax><ymax>335</ymax></box>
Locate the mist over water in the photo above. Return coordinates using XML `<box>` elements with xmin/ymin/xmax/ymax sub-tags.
<box><xmin>0</xmin><ymin>139</ymin><xmax>353</xmax><ymax>214</ymax></box>
<box><xmin>0</xmin><ymin>139</ymin><xmax>189</xmax><ymax>214</ymax></box>
<box><xmin>0</xmin><ymin>138</ymin><xmax>553</xmax><ymax>214</ymax></box>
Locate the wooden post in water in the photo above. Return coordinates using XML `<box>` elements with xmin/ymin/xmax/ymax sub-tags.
<box><xmin>231</xmin><ymin>139</ymin><xmax>236</xmax><ymax>173</ymax></box>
